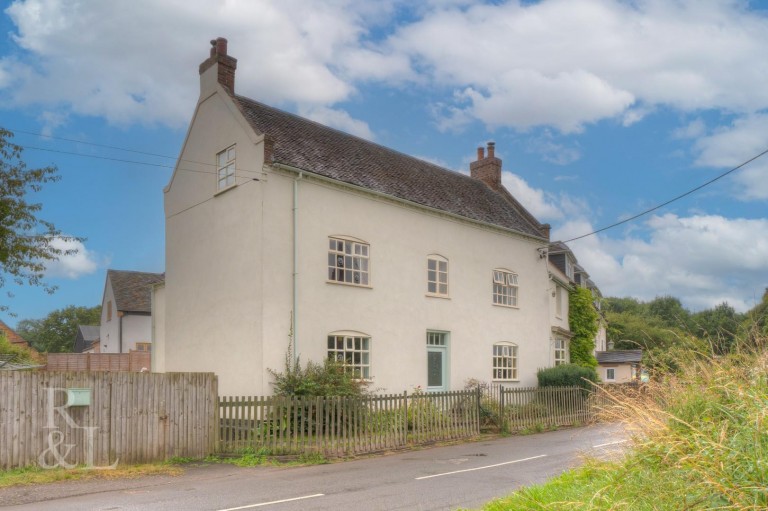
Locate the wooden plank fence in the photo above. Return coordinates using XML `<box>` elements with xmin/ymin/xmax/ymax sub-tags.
<box><xmin>218</xmin><ymin>389</ymin><xmax>481</xmax><ymax>456</ymax></box>
<box><xmin>45</xmin><ymin>352</ymin><xmax>151</xmax><ymax>372</ymax></box>
<box><xmin>0</xmin><ymin>371</ymin><xmax>217</xmax><ymax>470</ymax></box>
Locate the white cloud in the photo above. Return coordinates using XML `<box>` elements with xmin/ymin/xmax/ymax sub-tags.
<box><xmin>553</xmin><ymin>214</ymin><xmax>768</xmax><ymax>312</ymax></box>
<box><xmin>692</xmin><ymin>114</ymin><xmax>768</xmax><ymax>200</ymax></box>
<box><xmin>6</xmin><ymin>0</ymin><xmax>768</xmax><ymax>136</ymax></box>
<box><xmin>387</xmin><ymin>0</ymin><xmax>768</xmax><ymax>132</ymax></box>
<box><xmin>502</xmin><ymin>171</ymin><xmax>563</xmax><ymax>221</ymax></box>
<box><xmin>299</xmin><ymin>106</ymin><xmax>374</xmax><ymax>140</ymax></box>
<box><xmin>1</xmin><ymin>0</ymin><xmax>397</xmax><ymax>128</ymax></box>
<box><xmin>672</xmin><ymin>118</ymin><xmax>706</xmax><ymax>140</ymax></box>
<box><xmin>43</xmin><ymin>237</ymin><xmax>103</xmax><ymax>279</ymax></box>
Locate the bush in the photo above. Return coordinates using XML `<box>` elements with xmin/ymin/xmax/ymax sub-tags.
<box><xmin>537</xmin><ymin>364</ymin><xmax>598</xmax><ymax>392</ymax></box>
<box><xmin>268</xmin><ymin>352</ymin><xmax>369</xmax><ymax>397</ymax></box>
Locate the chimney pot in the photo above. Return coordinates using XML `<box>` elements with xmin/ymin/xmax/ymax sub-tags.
<box><xmin>476</xmin><ymin>146</ymin><xmax>485</xmax><ymax>160</ymax></box>
<box><xmin>487</xmin><ymin>141</ymin><xmax>495</xmax><ymax>158</ymax></box>
<box><xmin>215</xmin><ymin>37</ymin><xmax>228</xmax><ymax>56</ymax></box>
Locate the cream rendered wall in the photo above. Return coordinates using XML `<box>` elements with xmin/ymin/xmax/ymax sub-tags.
<box><xmin>163</xmin><ymin>82</ymin><xmax>266</xmax><ymax>396</ymax></box>
<box><xmin>121</xmin><ymin>314</ymin><xmax>152</xmax><ymax>352</ymax></box>
<box><xmin>151</xmin><ymin>283</ymin><xmax>166</xmax><ymax>372</ymax></box>
<box><xmin>258</xmin><ymin>170</ymin><xmax>551</xmax><ymax>393</ymax></box>
<box><xmin>100</xmin><ymin>278</ymin><xmax>119</xmax><ymax>353</ymax></box>
<box><xmin>548</xmin><ymin>275</ymin><xmax>571</xmax><ymax>364</ymax></box>
<box><xmin>601</xmin><ymin>364</ymin><xmax>633</xmax><ymax>383</ymax></box>
<box><xmin>163</xmin><ymin>66</ymin><xmax>551</xmax><ymax>395</ymax></box>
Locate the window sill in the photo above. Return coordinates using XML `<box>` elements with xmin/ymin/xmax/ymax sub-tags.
<box><xmin>425</xmin><ymin>293</ymin><xmax>450</xmax><ymax>300</ymax></box>
<box><xmin>326</xmin><ymin>280</ymin><xmax>373</xmax><ymax>289</ymax></box>
<box><xmin>214</xmin><ymin>183</ymin><xmax>238</xmax><ymax>197</ymax></box>
<box><xmin>492</xmin><ymin>303</ymin><xmax>520</xmax><ymax>309</ymax></box>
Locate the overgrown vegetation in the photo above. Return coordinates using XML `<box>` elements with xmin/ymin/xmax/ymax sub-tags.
<box><xmin>0</xmin><ymin>332</ymin><xmax>41</xmax><ymax>364</ymax></box>
<box><xmin>476</xmin><ymin>338</ymin><xmax>768</xmax><ymax>510</ymax></box>
<box><xmin>568</xmin><ymin>287</ymin><xmax>599</xmax><ymax>368</ymax></box>
<box><xmin>0</xmin><ymin>463</ymin><xmax>182</xmax><ymax>488</ymax></box>
<box><xmin>537</xmin><ymin>364</ymin><xmax>598</xmax><ymax>392</ymax></box>
<box><xmin>268</xmin><ymin>351</ymin><xmax>370</xmax><ymax>397</ymax></box>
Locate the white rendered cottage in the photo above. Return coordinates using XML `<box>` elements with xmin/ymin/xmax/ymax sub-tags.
<box><xmin>152</xmin><ymin>38</ymin><xmax>565</xmax><ymax>396</ymax></box>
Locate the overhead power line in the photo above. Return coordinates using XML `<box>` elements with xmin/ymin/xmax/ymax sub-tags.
<box><xmin>563</xmin><ymin>146</ymin><xmax>768</xmax><ymax>243</ymax></box>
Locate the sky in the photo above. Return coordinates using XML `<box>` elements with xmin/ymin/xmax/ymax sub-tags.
<box><xmin>1</xmin><ymin>0</ymin><xmax>768</xmax><ymax>328</ymax></box>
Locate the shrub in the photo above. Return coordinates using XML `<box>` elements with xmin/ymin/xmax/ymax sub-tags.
<box><xmin>537</xmin><ymin>364</ymin><xmax>598</xmax><ymax>392</ymax></box>
<box><xmin>268</xmin><ymin>350</ymin><xmax>369</xmax><ymax>397</ymax></box>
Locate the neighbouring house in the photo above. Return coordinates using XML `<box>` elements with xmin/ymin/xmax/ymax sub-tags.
<box><xmin>548</xmin><ymin>241</ymin><xmax>607</xmax><ymax>353</ymax></box>
<box><xmin>73</xmin><ymin>325</ymin><xmax>101</xmax><ymax>353</ymax></box>
<box><xmin>153</xmin><ymin>37</ymin><xmax>567</xmax><ymax>396</ymax></box>
<box><xmin>596</xmin><ymin>349</ymin><xmax>643</xmax><ymax>383</ymax></box>
<box><xmin>0</xmin><ymin>319</ymin><xmax>32</xmax><ymax>349</ymax></box>
<box><xmin>100</xmin><ymin>269</ymin><xmax>164</xmax><ymax>353</ymax></box>
<box><xmin>548</xmin><ymin>263</ymin><xmax>573</xmax><ymax>367</ymax></box>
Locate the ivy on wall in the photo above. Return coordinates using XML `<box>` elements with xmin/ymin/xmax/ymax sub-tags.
<box><xmin>569</xmin><ymin>287</ymin><xmax>599</xmax><ymax>368</ymax></box>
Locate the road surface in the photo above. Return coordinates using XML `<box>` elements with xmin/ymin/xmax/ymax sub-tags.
<box><xmin>1</xmin><ymin>424</ymin><xmax>627</xmax><ymax>511</ymax></box>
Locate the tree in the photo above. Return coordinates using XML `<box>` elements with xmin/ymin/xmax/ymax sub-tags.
<box><xmin>647</xmin><ymin>295</ymin><xmax>691</xmax><ymax>329</ymax></box>
<box><xmin>0</xmin><ymin>128</ymin><xmax>80</xmax><ymax>312</ymax></box>
<box><xmin>16</xmin><ymin>305</ymin><xmax>101</xmax><ymax>353</ymax></box>
<box><xmin>568</xmin><ymin>287</ymin><xmax>599</xmax><ymax>368</ymax></box>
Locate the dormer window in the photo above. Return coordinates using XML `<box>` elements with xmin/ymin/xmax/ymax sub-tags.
<box><xmin>217</xmin><ymin>145</ymin><xmax>236</xmax><ymax>190</ymax></box>
<box><xmin>564</xmin><ymin>257</ymin><xmax>573</xmax><ymax>280</ymax></box>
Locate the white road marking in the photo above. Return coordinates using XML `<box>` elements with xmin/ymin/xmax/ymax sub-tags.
<box><xmin>592</xmin><ymin>440</ymin><xmax>627</xmax><ymax>448</ymax></box>
<box><xmin>415</xmin><ymin>454</ymin><xmax>547</xmax><ymax>480</ymax></box>
<box><xmin>217</xmin><ymin>493</ymin><xmax>325</xmax><ymax>511</ymax></box>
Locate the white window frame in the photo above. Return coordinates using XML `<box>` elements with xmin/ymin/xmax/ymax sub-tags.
<box><xmin>605</xmin><ymin>368</ymin><xmax>616</xmax><ymax>381</ymax></box>
<box><xmin>217</xmin><ymin>145</ymin><xmax>236</xmax><ymax>191</ymax></box>
<box><xmin>555</xmin><ymin>286</ymin><xmax>563</xmax><ymax>318</ymax></box>
<box><xmin>492</xmin><ymin>269</ymin><xmax>519</xmax><ymax>307</ymax></box>
<box><xmin>565</xmin><ymin>257</ymin><xmax>574</xmax><ymax>280</ymax></box>
<box><xmin>492</xmin><ymin>342</ymin><xmax>518</xmax><ymax>381</ymax></box>
<box><xmin>328</xmin><ymin>237</ymin><xmax>370</xmax><ymax>287</ymax></box>
<box><xmin>427</xmin><ymin>255</ymin><xmax>449</xmax><ymax>297</ymax></box>
<box><xmin>554</xmin><ymin>338</ymin><xmax>568</xmax><ymax>366</ymax></box>
<box><xmin>327</xmin><ymin>332</ymin><xmax>371</xmax><ymax>379</ymax></box>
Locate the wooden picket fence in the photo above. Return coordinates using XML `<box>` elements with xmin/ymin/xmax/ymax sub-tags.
<box><xmin>0</xmin><ymin>371</ymin><xmax>218</xmax><ymax>470</ymax></box>
<box><xmin>498</xmin><ymin>386</ymin><xmax>594</xmax><ymax>431</ymax></box>
<box><xmin>218</xmin><ymin>389</ymin><xmax>481</xmax><ymax>456</ymax></box>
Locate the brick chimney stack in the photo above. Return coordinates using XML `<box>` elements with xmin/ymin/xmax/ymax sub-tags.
<box><xmin>470</xmin><ymin>142</ymin><xmax>502</xmax><ymax>190</ymax></box>
<box><xmin>199</xmin><ymin>37</ymin><xmax>237</xmax><ymax>94</ymax></box>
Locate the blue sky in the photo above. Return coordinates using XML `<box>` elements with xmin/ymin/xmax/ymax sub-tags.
<box><xmin>2</xmin><ymin>0</ymin><xmax>768</xmax><ymax>327</ymax></box>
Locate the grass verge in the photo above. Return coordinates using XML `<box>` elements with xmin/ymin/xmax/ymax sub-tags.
<box><xmin>475</xmin><ymin>349</ymin><xmax>768</xmax><ymax>510</ymax></box>
<box><xmin>0</xmin><ymin>463</ymin><xmax>183</xmax><ymax>489</ymax></box>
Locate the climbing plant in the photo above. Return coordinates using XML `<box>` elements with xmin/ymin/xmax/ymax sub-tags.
<box><xmin>569</xmin><ymin>287</ymin><xmax>599</xmax><ymax>368</ymax></box>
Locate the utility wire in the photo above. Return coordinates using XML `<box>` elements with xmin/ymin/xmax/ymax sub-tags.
<box><xmin>19</xmin><ymin>144</ymin><xmax>262</xmax><ymax>177</ymax></box>
<box><xmin>564</xmin><ymin>146</ymin><xmax>768</xmax><ymax>243</ymax></box>
<box><xmin>7</xmin><ymin>127</ymin><xmax>180</xmax><ymax>161</ymax></box>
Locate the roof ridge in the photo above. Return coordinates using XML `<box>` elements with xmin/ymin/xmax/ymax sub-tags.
<box><xmin>234</xmin><ymin>95</ymin><xmax>485</xmax><ymax>185</ymax></box>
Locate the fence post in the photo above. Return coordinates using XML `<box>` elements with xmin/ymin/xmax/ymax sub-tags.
<box><xmin>476</xmin><ymin>386</ymin><xmax>481</xmax><ymax>433</ymax></box>
<box><xmin>499</xmin><ymin>387</ymin><xmax>505</xmax><ymax>433</ymax></box>
<box><xmin>403</xmin><ymin>390</ymin><xmax>408</xmax><ymax>444</ymax></box>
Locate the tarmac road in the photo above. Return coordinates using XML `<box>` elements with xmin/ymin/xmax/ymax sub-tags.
<box><xmin>1</xmin><ymin>423</ymin><xmax>627</xmax><ymax>511</ymax></box>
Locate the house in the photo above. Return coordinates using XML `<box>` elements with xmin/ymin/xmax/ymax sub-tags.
<box><xmin>100</xmin><ymin>269</ymin><xmax>164</xmax><ymax>353</ymax></box>
<box><xmin>547</xmin><ymin>241</ymin><xmax>607</xmax><ymax>353</ymax></box>
<box><xmin>153</xmin><ymin>38</ymin><xmax>565</xmax><ymax>396</ymax></box>
<box><xmin>73</xmin><ymin>325</ymin><xmax>101</xmax><ymax>353</ymax></box>
<box><xmin>548</xmin><ymin>263</ymin><xmax>573</xmax><ymax>366</ymax></box>
<box><xmin>595</xmin><ymin>349</ymin><xmax>642</xmax><ymax>383</ymax></box>
<box><xmin>0</xmin><ymin>319</ymin><xmax>32</xmax><ymax>349</ymax></box>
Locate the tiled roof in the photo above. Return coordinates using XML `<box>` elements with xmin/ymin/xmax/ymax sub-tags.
<box><xmin>108</xmin><ymin>270</ymin><xmax>165</xmax><ymax>313</ymax></box>
<box><xmin>596</xmin><ymin>350</ymin><xmax>643</xmax><ymax>364</ymax></box>
<box><xmin>78</xmin><ymin>325</ymin><xmax>100</xmax><ymax>341</ymax></box>
<box><xmin>234</xmin><ymin>95</ymin><xmax>546</xmax><ymax>238</ymax></box>
<box><xmin>0</xmin><ymin>319</ymin><xmax>29</xmax><ymax>347</ymax></box>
